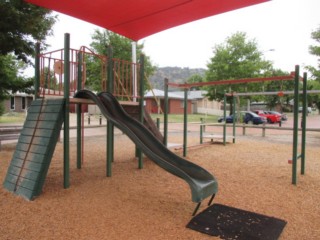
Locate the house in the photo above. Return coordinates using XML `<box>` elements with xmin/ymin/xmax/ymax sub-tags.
<box><xmin>144</xmin><ymin>89</ymin><xmax>192</xmax><ymax>114</ymax></box>
<box><xmin>171</xmin><ymin>90</ymin><xmax>223</xmax><ymax>115</ymax></box>
<box><xmin>144</xmin><ymin>89</ymin><xmax>223</xmax><ymax>115</ymax></box>
<box><xmin>4</xmin><ymin>92</ymin><xmax>33</xmax><ymax>113</ymax></box>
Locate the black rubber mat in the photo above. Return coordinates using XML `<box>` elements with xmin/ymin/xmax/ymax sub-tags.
<box><xmin>187</xmin><ymin>204</ymin><xmax>287</xmax><ymax>240</ymax></box>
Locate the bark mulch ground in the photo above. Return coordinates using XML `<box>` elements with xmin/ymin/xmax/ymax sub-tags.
<box><xmin>0</xmin><ymin>132</ymin><xmax>319</xmax><ymax>240</ymax></box>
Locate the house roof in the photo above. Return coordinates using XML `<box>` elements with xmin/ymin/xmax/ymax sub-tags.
<box><xmin>145</xmin><ymin>89</ymin><xmax>207</xmax><ymax>100</ymax></box>
<box><xmin>25</xmin><ymin>0</ymin><xmax>269</xmax><ymax>41</ymax></box>
<box><xmin>145</xmin><ymin>89</ymin><xmax>184</xmax><ymax>99</ymax></box>
<box><xmin>9</xmin><ymin>91</ymin><xmax>33</xmax><ymax>97</ymax></box>
<box><xmin>171</xmin><ymin>90</ymin><xmax>208</xmax><ymax>99</ymax></box>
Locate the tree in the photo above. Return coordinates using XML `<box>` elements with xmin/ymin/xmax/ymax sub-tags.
<box><xmin>0</xmin><ymin>0</ymin><xmax>56</xmax><ymax>115</ymax></box>
<box><xmin>187</xmin><ymin>74</ymin><xmax>204</xmax><ymax>90</ymax></box>
<box><xmin>305</xmin><ymin>25</ymin><xmax>320</xmax><ymax>113</ymax></box>
<box><xmin>263</xmin><ymin>69</ymin><xmax>294</xmax><ymax>112</ymax></box>
<box><xmin>0</xmin><ymin>54</ymin><xmax>34</xmax><ymax>115</ymax></box>
<box><xmin>306</xmin><ymin>25</ymin><xmax>320</xmax><ymax>82</ymax></box>
<box><xmin>85</xmin><ymin>29</ymin><xmax>156</xmax><ymax>92</ymax></box>
<box><xmin>0</xmin><ymin>0</ymin><xmax>56</xmax><ymax>63</ymax></box>
<box><xmin>205</xmin><ymin>32</ymin><xmax>273</xmax><ymax>113</ymax></box>
<box><xmin>308</xmin><ymin>80</ymin><xmax>320</xmax><ymax>113</ymax></box>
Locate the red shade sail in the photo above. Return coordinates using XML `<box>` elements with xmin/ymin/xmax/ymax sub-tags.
<box><xmin>25</xmin><ymin>0</ymin><xmax>270</xmax><ymax>41</ymax></box>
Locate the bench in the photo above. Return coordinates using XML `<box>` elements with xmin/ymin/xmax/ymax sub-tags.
<box><xmin>0</xmin><ymin>126</ymin><xmax>22</xmax><ymax>151</ymax></box>
<box><xmin>202</xmin><ymin>134</ymin><xmax>235</xmax><ymax>143</ymax></box>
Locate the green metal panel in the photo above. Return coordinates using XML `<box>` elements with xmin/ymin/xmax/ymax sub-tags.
<box><xmin>23</xmin><ymin>120</ymin><xmax>58</xmax><ymax>129</ymax></box>
<box><xmin>9</xmin><ymin>158</ymin><xmax>44</xmax><ymax>172</ymax></box>
<box><xmin>21</xmin><ymin>128</ymin><xmax>55</xmax><ymax>138</ymax></box>
<box><xmin>7</xmin><ymin>165</ymin><xmax>41</xmax><ymax>181</ymax></box>
<box><xmin>18</xmin><ymin>136</ymin><xmax>51</xmax><ymax>146</ymax></box>
<box><xmin>5</xmin><ymin>172</ymin><xmax>38</xmax><ymax>189</ymax></box>
<box><xmin>3</xmin><ymin>181</ymin><xmax>35</xmax><ymax>200</ymax></box>
<box><xmin>13</xmin><ymin>150</ymin><xmax>47</xmax><ymax>164</ymax></box>
<box><xmin>3</xmin><ymin>98</ymin><xmax>65</xmax><ymax>200</ymax></box>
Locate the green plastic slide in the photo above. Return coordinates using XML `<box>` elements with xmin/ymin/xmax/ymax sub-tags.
<box><xmin>75</xmin><ymin>90</ymin><xmax>218</xmax><ymax>204</ymax></box>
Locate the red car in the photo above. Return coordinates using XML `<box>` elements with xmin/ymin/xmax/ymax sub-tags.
<box><xmin>253</xmin><ymin>110</ymin><xmax>281</xmax><ymax>123</ymax></box>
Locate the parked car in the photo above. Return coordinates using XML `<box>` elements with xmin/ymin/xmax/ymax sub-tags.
<box><xmin>253</xmin><ymin>110</ymin><xmax>281</xmax><ymax>123</ymax></box>
<box><xmin>266</xmin><ymin>111</ymin><xmax>287</xmax><ymax>121</ymax></box>
<box><xmin>218</xmin><ymin>115</ymin><xmax>234</xmax><ymax>123</ymax></box>
<box><xmin>218</xmin><ymin>111</ymin><xmax>266</xmax><ymax>125</ymax></box>
<box><xmin>243</xmin><ymin>111</ymin><xmax>267</xmax><ymax>125</ymax></box>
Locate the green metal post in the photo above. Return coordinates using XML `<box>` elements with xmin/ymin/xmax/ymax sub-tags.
<box><xmin>164</xmin><ymin>78</ymin><xmax>169</xmax><ymax>147</ymax></box>
<box><xmin>183</xmin><ymin>87</ymin><xmax>188</xmax><ymax>157</ymax></box>
<box><xmin>138</xmin><ymin>54</ymin><xmax>145</xmax><ymax>169</ymax></box>
<box><xmin>76</xmin><ymin>52</ymin><xmax>82</xmax><ymax>169</ymax></box>
<box><xmin>107</xmin><ymin>46</ymin><xmax>114</xmax><ymax>177</ymax></box>
<box><xmin>232</xmin><ymin>95</ymin><xmax>236</xmax><ymax>143</ymax></box>
<box><xmin>301</xmin><ymin>72</ymin><xmax>307</xmax><ymax>175</ymax></box>
<box><xmin>63</xmin><ymin>33</ymin><xmax>70</xmax><ymax>189</ymax></box>
<box><xmin>292</xmin><ymin>65</ymin><xmax>300</xmax><ymax>185</ymax></box>
<box><xmin>200</xmin><ymin>118</ymin><xmax>204</xmax><ymax>144</ymax></box>
<box><xmin>156</xmin><ymin>118</ymin><xmax>160</xmax><ymax>130</ymax></box>
<box><xmin>223</xmin><ymin>92</ymin><xmax>227</xmax><ymax>146</ymax></box>
<box><xmin>34</xmin><ymin>42</ymin><xmax>40</xmax><ymax>100</ymax></box>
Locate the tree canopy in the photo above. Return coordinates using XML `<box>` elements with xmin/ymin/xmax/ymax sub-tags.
<box><xmin>0</xmin><ymin>0</ymin><xmax>56</xmax><ymax>63</ymax></box>
<box><xmin>205</xmin><ymin>32</ymin><xmax>273</xmax><ymax>104</ymax></box>
<box><xmin>306</xmin><ymin>25</ymin><xmax>320</xmax><ymax>82</ymax></box>
<box><xmin>0</xmin><ymin>0</ymin><xmax>56</xmax><ymax>115</ymax></box>
<box><xmin>306</xmin><ymin>25</ymin><xmax>320</xmax><ymax>112</ymax></box>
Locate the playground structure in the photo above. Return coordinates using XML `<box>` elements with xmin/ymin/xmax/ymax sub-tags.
<box><xmin>163</xmin><ymin>66</ymin><xmax>316</xmax><ymax>185</ymax></box>
<box><xmin>2</xmin><ymin>34</ymin><xmax>218</xmax><ymax>215</ymax></box>
<box><xmin>2</xmin><ymin>33</ymin><xmax>317</xmax><ymax>217</ymax></box>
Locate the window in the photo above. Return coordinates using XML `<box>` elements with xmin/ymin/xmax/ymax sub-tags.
<box><xmin>22</xmin><ymin>97</ymin><xmax>26</xmax><ymax>110</ymax></box>
<box><xmin>10</xmin><ymin>97</ymin><xmax>15</xmax><ymax>110</ymax></box>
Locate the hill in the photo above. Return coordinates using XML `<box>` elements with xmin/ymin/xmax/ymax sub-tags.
<box><xmin>148</xmin><ymin>67</ymin><xmax>206</xmax><ymax>90</ymax></box>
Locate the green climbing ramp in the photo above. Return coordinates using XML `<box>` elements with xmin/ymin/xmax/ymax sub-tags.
<box><xmin>3</xmin><ymin>98</ymin><xmax>65</xmax><ymax>200</ymax></box>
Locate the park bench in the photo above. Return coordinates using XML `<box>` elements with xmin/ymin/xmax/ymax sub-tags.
<box><xmin>202</xmin><ymin>133</ymin><xmax>235</xmax><ymax>143</ymax></box>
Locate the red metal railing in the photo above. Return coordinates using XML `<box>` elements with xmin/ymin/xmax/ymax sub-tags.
<box><xmin>39</xmin><ymin>47</ymin><xmax>139</xmax><ymax>101</ymax></box>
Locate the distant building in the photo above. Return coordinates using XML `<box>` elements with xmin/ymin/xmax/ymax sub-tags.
<box><xmin>144</xmin><ymin>89</ymin><xmax>223</xmax><ymax>115</ymax></box>
<box><xmin>171</xmin><ymin>90</ymin><xmax>223</xmax><ymax>115</ymax></box>
<box><xmin>4</xmin><ymin>92</ymin><xmax>33</xmax><ymax>113</ymax></box>
<box><xmin>145</xmin><ymin>89</ymin><xmax>192</xmax><ymax>114</ymax></box>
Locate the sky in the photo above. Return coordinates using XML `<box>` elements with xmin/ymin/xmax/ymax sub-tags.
<box><xmin>43</xmin><ymin>0</ymin><xmax>319</xmax><ymax>75</ymax></box>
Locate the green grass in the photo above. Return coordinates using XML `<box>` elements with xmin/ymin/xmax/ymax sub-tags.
<box><xmin>150</xmin><ymin>113</ymin><xmax>219</xmax><ymax>123</ymax></box>
<box><xmin>0</xmin><ymin>112</ymin><xmax>221</xmax><ymax>125</ymax></box>
<box><xmin>0</xmin><ymin>112</ymin><xmax>26</xmax><ymax>124</ymax></box>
